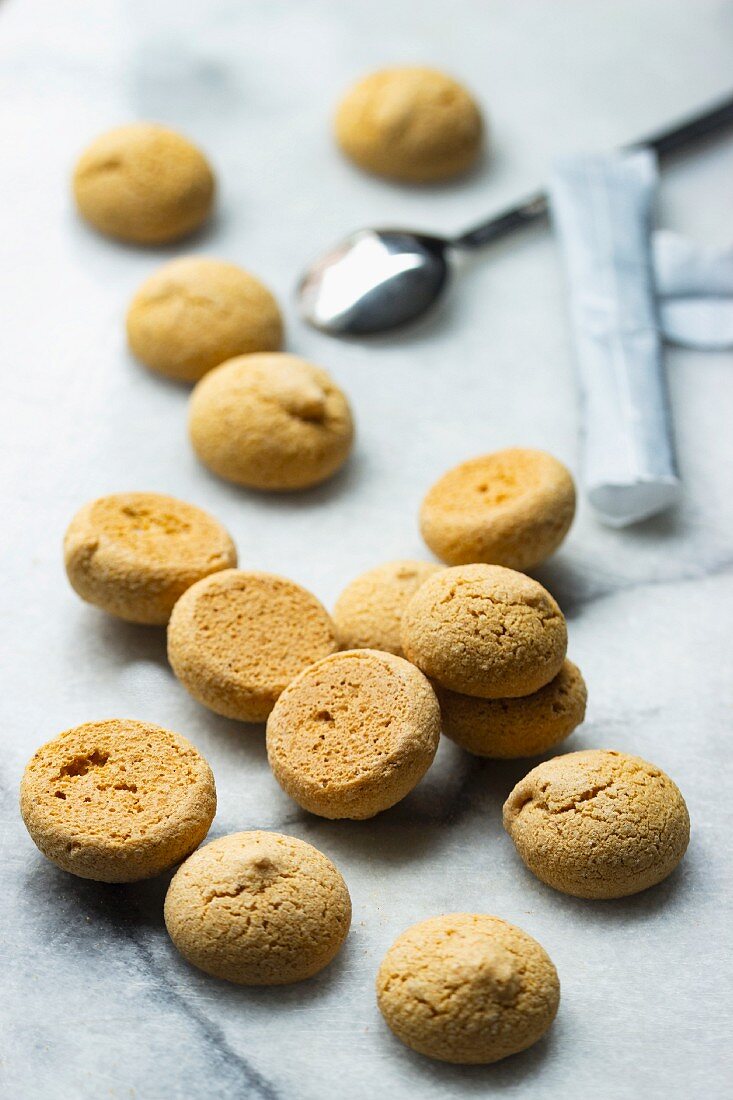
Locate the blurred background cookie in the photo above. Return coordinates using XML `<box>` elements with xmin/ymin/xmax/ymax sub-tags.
<box><xmin>335</xmin><ymin>66</ymin><xmax>484</xmax><ymax>182</ymax></box>
<box><xmin>127</xmin><ymin>257</ymin><xmax>283</xmax><ymax>383</ymax></box>
<box><xmin>73</xmin><ymin>122</ymin><xmax>215</xmax><ymax>244</ymax></box>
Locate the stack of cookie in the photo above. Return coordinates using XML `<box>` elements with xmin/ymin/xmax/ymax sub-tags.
<box><xmin>402</xmin><ymin>564</ymin><xmax>587</xmax><ymax>760</ymax></box>
<box><xmin>329</xmin><ymin>447</ymin><xmax>587</xmax><ymax>762</ymax></box>
<box><xmin>333</xmin><ymin>557</ymin><xmax>586</xmax><ymax>762</ymax></box>
<box><xmin>24</xmin><ymin>418</ymin><xmax>688</xmax><ymax>1074</ymax></box>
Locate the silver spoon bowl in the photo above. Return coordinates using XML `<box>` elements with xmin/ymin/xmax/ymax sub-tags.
<box><xmin>297</xmin><ymin>228</ymin><xmax>450</xmax><ymax>335</ymax></box>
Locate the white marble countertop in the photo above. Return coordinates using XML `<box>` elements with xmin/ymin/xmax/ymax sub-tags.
<box><xmin>2</xmin><ymin>1</ymin><xmax>732</xmax><ymax>1097</ymax></box>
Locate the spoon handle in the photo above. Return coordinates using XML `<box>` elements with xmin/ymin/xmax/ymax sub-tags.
<box><xmin>452</xmin><ymin>90</ymin><xmax>733</xmax><ymax>251</ymax></box>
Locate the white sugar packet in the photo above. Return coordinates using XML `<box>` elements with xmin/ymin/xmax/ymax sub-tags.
<box><xmin>549</xmin><ymin>149</ymin><xmax>680</xmax><ymax>527</ymax></box>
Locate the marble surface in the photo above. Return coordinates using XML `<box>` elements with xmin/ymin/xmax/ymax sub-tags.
<box><xmin>2</xmin><ymin>1</ymin><xmax>732</xmax><ymax>1096</ymax></box>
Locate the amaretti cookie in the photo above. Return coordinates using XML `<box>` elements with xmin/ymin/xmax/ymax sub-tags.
<box><xmin>335</xmin><ymin>67</ymin><xmax>484</xmax><ymax>183</ymax></box>
<box><xmin>376</xmin><ymin>913</ymin><xmax>560</xmax><ymax>1064</ymax></box>
<box><xmin>420</xmin><ymin>448</ymin><xmax>576</xmax><ymax>570</ymax></box>
<box><xmin>64</xmin><ymin>492</ymin><xmax>237</xmax><ymax>625</ymax></box>
<box><xmin>266</xmin><ymin>649</ymin><xmax>440</xmax><ymax>819</ymax></box>
<box><xmin>188</xmin><ymin>353</ymin><xmax>354</xmax><ymax>490</ymax></box>
<box><xmin>164</xmin><ymin>831</ymin><xmax>351</xmax><ymax>984</ymax></box>
<box><xmin>73</xmin><ymin>123</ymin><xmax>215</xmax><ymax>244</ymax></box>
<box><xmin>333</xmin><ymin>560</ymin><xmax>442</xmax><ymax>658</ymax></box>
<box><xmin>437</xmin><ymin>659</ymin><xmax>587</xmax><ymax>758</ymax></box>
<box><xmin>503</xmin><ymin>750</ymin><xmax>690</xmax><ymax>899</ymax></box>
<box><xmin>167</xmin><ymin>569</ymin><xmax>339</xmax><ymax>722</ymax></box>
<box><xmin>401</xmin><ymin>564</ymin><xmax>567</xmax><ymax>699</ymax></box>
<box><xmin>20</xmin><ymin>720</ymin><xmax>216</xmax><ymax>882</ymax></box>
<box><xmin>126</xmin><ymin>257</ymin><xmax>283</xmax><ymax>383</ymax></box>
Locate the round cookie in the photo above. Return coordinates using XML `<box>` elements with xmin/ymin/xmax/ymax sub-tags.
<box><xmin>266</xmin><ymin>649</ymin><xmax>440</xmax><ymax>819</ymax></box>
<box><xmin>188</xmin><ymin>353</ymin><xmax>354</xmax><ymax>491</ymax></box>
<box><xmin>164</xmin><ymin>831</ymin><xmax>351</xmax><ymax>985</ymax></box>
<box><xmin>64</xmin><ymin>492</ymin><xmax>237</xmax><ymax>626</ymax></box>
<box><xmin>376</xmin><ymin>913</ymin><xmax>560</xmax><ymax>1064</ymax></box>
<box><xmin>437</xmin><ymin>659</ymin><xmax>587</xmax><ymax>758</ymax></box>
<box><xmin>20</xmin><ymin>719</ymin><xmax>216</xmax><ymax>882</ymax></box>
<box><xmin>420</xmin><ymin>449</ymin><xmax>576</xmax><ymax>571</ymax></box>
<box><xmin>167</xmin><ymin>569</ymin><xmax>339</xmax><ymax>722</ymax></box>
<box><xmin>401</xmin><ymin>564</ymin><xmax>567</xmax><ymax>699</ymax></box>
<box><xmin>503</xmin><ymin>750</ymin><xmax>690</xmax><ymax>899</ymax></box>
<box><xmin>73</xmin><ymin>123</ymin><xmax>215</xmax><ymax>244</ymax></box>
<box><xmin>335</xmin><ymin>66</ymin><xmax>484</xmax><ymax>183</ymax></box>
<box><xmin>333</xmin><ymin>560</ymin><xmax>442</xmax><ymax>658</ymax></box>
<box><xmin>126</xmin><ymin>257</ymin><xmax>283</xmax><ymax>384</ymax></box>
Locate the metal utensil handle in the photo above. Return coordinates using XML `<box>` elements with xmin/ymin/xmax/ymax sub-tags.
<box><xmin>452</xmin><ymin>91</ymin><xmax>733</xmax><ymax>251</ymax></box>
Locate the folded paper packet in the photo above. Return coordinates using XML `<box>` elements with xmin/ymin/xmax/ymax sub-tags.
<box><xmin>550</xmin><ymin>150</ymin><xmax>733</xmax><ymax>528</ymax></box>
<box><xmin>549</xmin><ymin>150</ymin><xmax>679</xmax><ymax>527</ymax></box>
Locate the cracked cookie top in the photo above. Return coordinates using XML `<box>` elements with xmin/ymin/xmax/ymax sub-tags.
<box><xmin>164</xmin><ymin>831</ymin><xmax>351</xmax><ymax>985</ymax></box>
<box><xmin>188</xmin><ymin>353</ymin><xmax>354</xmax><ymax>490</ymax></box>
<box><xmin>376</xmin><ymin>913</ymin><xmax>559</xmax><ymax>1063</ymax></box>
<box><xmin>503</xmin><ymin>749</ymin><xmax>690</xmax><ymax>899</ymax></box>
<box><xmin>401</xmin><ymin>563</ymin><xmax>567</xmax><ymax>698</ymax></box>
<box><xmin>20</xmin><ymin>719</ymin><xmax>216</xmax><ymax>883</ymax></box>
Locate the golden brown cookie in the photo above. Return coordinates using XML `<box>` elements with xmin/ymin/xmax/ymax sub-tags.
<box><xmin>333</xmin><ymin>560</ymin><xmax>442</xmax><ymax>658</ymax></box>
<box><xmin>376</xmin><ymin>913</ymin><xmax>560</xmax><ymax>1063</ymax></box>
<box><xmin>20</xmin><ymin>719</ymin><xmax>216</xmax><ymax>882</ymax></box>
<box><xmin>188</xmin><ymin>353</ymin><xmax>354</xmax><ymax>490</ymax></box>
<box><xmin>164</xmin><ymin>831</ymin><xmax>351</xmax><ymax>984</ymax></box>
<box><xmin>401</xmin><ymin>564</ymin><xmax>567</xmax><ymax>699</ymax></box>
<box><xmin>64</xmin><ymin>492</ymin><xmax>237</xmax><ymax>626</ymax></box>
<box><xmin>420</xmin><ymin>448</ymin><xmax>576</xmax><ymax>570</ymax></box>
<box><xmin>335</xmin><ymin>67</ymin><xmax>484</xmax><ymax>183</ymax></box>
<box><xmin>126</xmin><ymin>257</ymin><xmax>283</xmax><ymax>383</ymax></box>
<box><xmin>437</xmin><ymin>659</ymin><xmax>587</xmax><ymax>758</ymax></box>
<box><xmin>266</xmin><ymin>649</ymin><xmax>440</xmax><ymax>819</ymax></box>
<box><xmin>167</xmin><ymin>569</ymin><xmax>339</xmax><ymax>722</ymax></box>
<box><xmin>503</xmin><ymin>750</ymin><xmax>690</xmax><ymax>899</ymax></box>
<box><xmin>73</xmin><ymin>123</ymin><xmax>215</xmax><ymax>244</ymax></box>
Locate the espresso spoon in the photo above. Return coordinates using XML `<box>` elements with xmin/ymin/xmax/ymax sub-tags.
<box><xmin>297</xmin><ymin>92</ymin><xmax>733</xmax><ymax>336</ymax></box>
